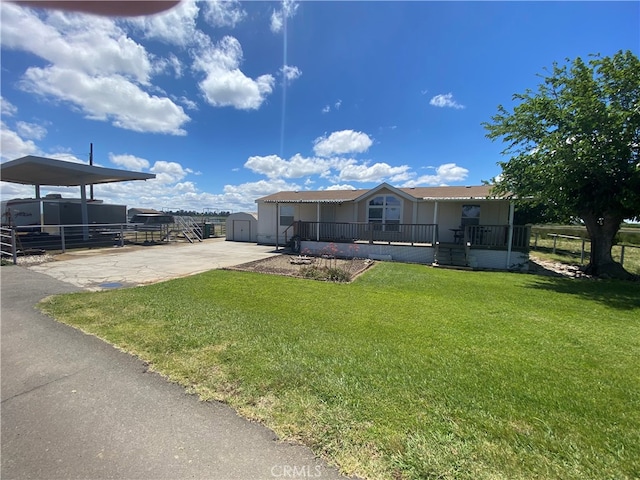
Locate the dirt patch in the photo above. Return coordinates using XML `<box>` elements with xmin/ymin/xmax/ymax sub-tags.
<box><xmin>528</xmin><ymin>256</ymin><xmax>593</xmax><ymax>279</ymax></box>
<box><xmin>227</xmin><ymin>253</ymin><xmax>374</xmax><ymax>281</ymax></box>
<box><xmin>232</xmin><ymin>253</ymin><xmax>594</xmax><ymax>281</ymax></box>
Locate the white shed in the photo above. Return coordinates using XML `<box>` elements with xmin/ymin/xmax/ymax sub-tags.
<box><xmin>226</xmin><ymin>212</ymin><xmax>258</xmax><ymax>242</ymax></box>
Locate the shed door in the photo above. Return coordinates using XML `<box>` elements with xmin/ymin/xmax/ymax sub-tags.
<box><xmin>233</xmin><ymin>220</ymin><xmax>251</xmax><ymax>242</ymax></box>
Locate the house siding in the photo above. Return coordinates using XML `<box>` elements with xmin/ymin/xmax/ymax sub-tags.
<box><xmin>301</xmin><ymin>241</ymin><xmax>435</xmax><ymax>264</ymax></box>
<box><xmin>300</xmin><ymin>240</ymin><xmax>529</xmax><ymax>271</ymax></box>
<box><xmin>256</xmin><ymin>203</ymin><xmax>277</xmax><ymax>244</ymax></box>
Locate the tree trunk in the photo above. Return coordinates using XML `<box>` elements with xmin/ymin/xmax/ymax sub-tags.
<box><xmin>581</xmin><ymin>212</ymin><xmax>635</xmax><ymax>279</ymax></box>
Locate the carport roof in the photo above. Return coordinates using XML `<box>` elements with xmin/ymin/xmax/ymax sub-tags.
<box><xmin>0</xmin><ymin>155</ymin><xmax>155</xmax><ymax>186</ymax></box>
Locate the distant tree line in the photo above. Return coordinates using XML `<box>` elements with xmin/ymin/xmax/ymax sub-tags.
<box><xmin>164</xmin><ymin>209</ymin><xmax>232</xmax><ymax>217</ymax></box>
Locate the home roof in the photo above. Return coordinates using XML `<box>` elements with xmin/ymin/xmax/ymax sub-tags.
<box><xmin>405</xmin><ymin>185</ymin><xmax>501</xmax><ymax>200</ymax></box>
<box><xmin>257</xmin><ymin>184</ymin><xmax>502</xmax><ymax>203</ymax></box>
<box><xmin>0</xmin><ymin>155</ymin><xmax>155</xmax><ymax>186</ymax></box>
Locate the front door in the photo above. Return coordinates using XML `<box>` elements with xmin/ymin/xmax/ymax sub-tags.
<box><xmin>320</xmin><ymin>204</ymin><xmax>336</xmax><ymax>240</ymax></box>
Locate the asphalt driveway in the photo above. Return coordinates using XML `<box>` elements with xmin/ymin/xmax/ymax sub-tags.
<box><xmin>1</xmin><ymin>243</ymin><xmax>350</xmax><ymax>479</ymax></box>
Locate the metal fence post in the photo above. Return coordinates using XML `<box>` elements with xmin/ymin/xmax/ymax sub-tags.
<box><xmin>620</xmin><ymin>245</ymin><xmax>626</xmax><ymax>267</ymax></box>
<box><xmin>552</xmin><ymin>235</ymin><xmax>557</xmax><ymax>254</ymax></box>
<box><xmin>61</xmin><ymin>226</ymin><xmax>66</xmax><ymax>253</ymax></box>
<box><xmin>581</xmin><ymin>238</ymin><xmax>585</xmax><ymax>264</ymax></box>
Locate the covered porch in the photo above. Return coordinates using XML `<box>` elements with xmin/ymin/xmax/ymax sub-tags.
<box><xmin>285</xmin><ymin>221</ymin><xmax>531</xmax><ymax>270</ymax></box>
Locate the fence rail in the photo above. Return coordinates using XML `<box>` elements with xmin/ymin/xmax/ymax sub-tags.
<box><xmin>295</xmin><ymin>222</ymin><xmax>438</xmax><ymax>246</ymax></box>
<box><xmin>464</xmin><ymin>225</ymin><xmax>530</xmax><ymax>250</ymax></box>
<box><xmin>292</xmin><ymin>222</ymin><xmax>530</xmax><ymax>251</ymax></box>
<box><xmin>531</xmin><ymin>231</ymin><xmax>640</xmax><ymax>271</ymax></box>
<box><xmin>0</xmin><ymin>218</ymin><xmax>226</xmax><ymax>263</ymax></box>
<box><xmin>1</xmin><ymin>227</ymin><xmax>17</xmax><ymax>264</ymax></box>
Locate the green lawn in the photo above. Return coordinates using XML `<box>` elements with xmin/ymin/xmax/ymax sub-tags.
<box><xmin>39</xmin><ymin>263</ymin><xmax>640</xmax><ymax>479</ymax></box>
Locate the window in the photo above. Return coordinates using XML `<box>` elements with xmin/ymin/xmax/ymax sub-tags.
<box><xmin>368</xmin><ymin>195</ymin><xmax>401</xmax><ymax>230</ymax></box>
<box><xmin>279</xmin><ymin>205</ymin><xmax>294</xmax><ymax>226</ymax></box>
<box><xmin>461</xmin><ymin>204</ymin><xmax>480</xmax><ymax>226</ymax></box>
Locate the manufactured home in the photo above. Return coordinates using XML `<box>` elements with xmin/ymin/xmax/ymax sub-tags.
<box><xmin>255</xmin><ymin>183</ymin><xmax>530</xmax><ymax>271</ymax></box>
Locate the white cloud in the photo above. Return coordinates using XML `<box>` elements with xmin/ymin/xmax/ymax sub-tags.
<box><xmin>313</xmin><ymin>130</ymin><xmax>373</xmax><ymax>157</ymax></box>
<box><xmin>1</xmin><ymin>4</ymin><xmax>153</xmax><ymax>84</ymax></box>
<box><xmin>0</xmin><ymin>121</ymin><xmax>39</xmax><ymax>161</ymax></box>
<box><xmin>436</xmin><ymin>162</ymin><xmax>469</xmax><ymax>181</ymax></box>
<box><xmin>126</xmin><ymin>0</ymin><xmax>200</xmax><ymax>47</ymax></box>
<box><xmin>2</xmin><ymin>3</ymin><xmax>191</xmax><ymax>134</ymax></box>
<box><xmin>321</xmin><ymin>99</ymin><xmax>341</xmax><ymax>114</ymax></box>
<box><xmin>1</xmin><ymin>97</ymin><xmax>18</xmax><ymax>117</ymax></box>
<box><xmin>173</xmin><ymin>96</ymin><xmax>198</xmax><ymax>111</ymax></box>
<box><xmin>281</xmin><ymin>65</ymin><xmax>302</xmax><ymax>84</ymax></box>
<box><xmin>154</xmin><ymin>54</ymin><xmax>184</xmax><ymax>78</ymax></box>
<box><xmin>150</xmin><ymin>160</ymin><xmax>189</xmax><ymax>184</ymax></box>
<box><xmin>194</xmin><ymin>36</ymin><xmax>275</xmax><ymax>110</ymax></box>
<box><xmin>20</xmin><ymin>66</ymin><xmax>189</xmax><ymax>135</ymax></box>
<box><xmin>338</xmin><ymin>162</ymin><xmax>412</xmax><ymax>183</ymax></box>
<box><xmin>429</xmin><ymin>93</ymin><xmax>465</xmax><ymax>110</ymax></box>
<box><xmin>270</xmin><ymin>10</ymin><xmax>283</xmax><ymax>34</ymax></box>
<box><xmin>203</xmin><ymin>0</ymin><xmax>247</xmax><ymax>28</ymax></box>
<box><xmin>324</xmin><ymin>184</ymin><xmax>356</xmax><ymax>191</ymax></box>
<box><xmin>270</xmin><ymin>0</ymin><xmax>299</xmax><ymax>33</ymax></box>
<box><xmin>0</xmin><ymin>181</ymin><xmax>35</xmax><ymax>200</ymax></box>
<box><xmin>109</xmin><ymin>154</ymin><xmax>150</xmax><ymax>171</ymax></box>
<box><xmin>402</xmin><ymin>163</ymin><xmax>469</xmax><ymax>187</ymax></box>
<box><xmin>224</xmin><ymin>178</ymin><xmax>300</xmax><ymax>201</ymax></box>
<box><xmin>245</xmin><ymin>154</ymin><xmax>346</xmax><ymax>179</ymax></box>
<box><xmin>16</xmin><ymin>121</ymin><xmax>47</xmax><ymax>140</ymax></box>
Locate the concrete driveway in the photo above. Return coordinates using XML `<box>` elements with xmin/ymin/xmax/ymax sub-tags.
<box><xmin>26</xmin><ymin>238</ymin><xmax>279</xmax><ymax>290</ymax></box>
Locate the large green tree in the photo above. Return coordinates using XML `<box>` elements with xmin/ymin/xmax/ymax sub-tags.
<box><xmin>484</xmin><ymin>50</ymin><xmax>640</xmax><ymax>279</ymax></box>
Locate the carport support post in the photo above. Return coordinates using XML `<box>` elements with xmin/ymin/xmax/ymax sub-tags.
<box><xmin>80</xmin><ymin>184</ymin><xmax>89</xmax><ymax>240</ymax></box>
<box><xmin>35</xmin><ymin>184</ymin><xmax>45</xmax><ymax>231</ymax></box>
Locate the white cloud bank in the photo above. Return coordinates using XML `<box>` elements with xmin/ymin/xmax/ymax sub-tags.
<box><xmin>1</xmin><ymin>3</ymin><xmax>190</xmax><ymax>135</ymax></box>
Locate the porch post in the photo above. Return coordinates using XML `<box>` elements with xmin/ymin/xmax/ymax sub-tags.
<box><xmin>316</xmin><ymin>202</ymin><xmax>320</xmax><ymax>242</ymax></box>
<box><xmin>506</xmin><ymin>201</ymin><xmax>515</xmax><ymax>269</ymax></box>
<box><xmin>432</xmin><ymin>201</ymin><xmax>439</xmax><ymax>244</ymax></box>
<box><xmin>275</xmin><ymin>201</ymin><xmax>279</xmax><ymax>251</ymax></box>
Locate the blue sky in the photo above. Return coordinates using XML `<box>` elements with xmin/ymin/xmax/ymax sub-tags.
<box><xmin>1</xmin><ymin>1</ymin><xmax>638</xmax><ymax>212</ymax></box>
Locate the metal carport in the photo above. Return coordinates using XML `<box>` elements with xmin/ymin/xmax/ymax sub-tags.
<box><xmin>1</xmin><ymin>155</ymin><xmax>155</xmax><ymax>232</ymax></box>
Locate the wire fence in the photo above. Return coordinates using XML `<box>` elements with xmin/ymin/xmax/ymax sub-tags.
<box><xmin>531</xmin><ymin>231</ymin><xmax>640</xmax><ymax>275</ymax></box>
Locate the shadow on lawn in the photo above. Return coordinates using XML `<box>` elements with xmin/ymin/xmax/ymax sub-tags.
<box><xmin>527</xmin><ymin>276</ymin><xmax>640</xmax><ymax>311</ymax></box>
